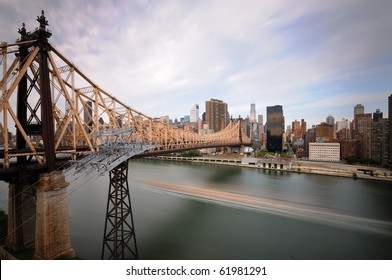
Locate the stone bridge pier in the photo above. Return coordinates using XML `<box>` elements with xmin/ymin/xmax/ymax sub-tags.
<box><xmin>33</xmin><ymin>171</ymin><xmax>74</xmax><ymax>259</ymax></box>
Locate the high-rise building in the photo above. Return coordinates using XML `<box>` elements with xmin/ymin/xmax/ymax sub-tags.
<box><xmin>250</xmin><ymin>122</ymin><xmax>259</xmax><ymax>141</ymax></box>
<box><xmin>336</xmin><ymin>118</ymin><xmax>350</xmax><ymax>132</ymax></box>
<box><xmin>356</xmin><ymin>114</ymin><xmax>372</xmax><ymax>136</ymax></box>
<box><xmin>83</xmin><ymin>101</ymin><xmax>93</xmax><ymax>132</ymax></box>
<box><xmin>354</xmin><ymin>104</ymin><xmax>365</xmax><ymax>134</ymax></box>
<box><xmin>241</xmin><ymin>116</ymin><xmax>251</xmax><ymax>138</ymax></box>
<box><xmin>315</xmin><ymin>122</ymin><xmax>335</xmax><ymax>143</ymax></box>
<box><xmin>205</xmin><ymin>99</ymin><xmax>229</xmax><ymax>132</ymax></box>
<box><xmin>286</xmin><ymin>125</ymin><xmax>292</xmax><ymax>138</ymax></box>
<box><xmin>266</xmin><ymin>105</ymin><xmax>284</xmax><ymax>152</ymax></box>
<box><xmin>258</xmin><ymin>115</ymin><xmax>263</xmax><ymax>125</ymax></box>
<box><xmin>339</xmin><ymin>139</ymin><xmax>358</xmax><ymax>160</ymax></box>
<box><xmin>304</xmin><ymin>127</ymin><xmax>316</xmax><ymax>156</ymax></box>
<box><xmin>250</xmin><ymin>102</ymin><xmax>256</xmax><ymax>123</ymax></box>
<box><xmin>359</xmin><ymin>107</ymin><xmax>390</xmax><ymax>165</ymax></box>
<box><xmin>159</xmin><ymin>115</ymin><xmax>171</xmax><ymax>125</ymax></box>
<box><xmin>373</xmin><ymin>109</ymin><xmax>383</xmax><ymax>122</ymax></box>
<box><xmin>256</xmin><ymin>115</ymin><xmax>265</xmax><ymax>147</ymax></box>
<box><xmin>362</xmin><ymin>118</ymin><xmax>373</xmax><ymax>159</ymax></box>
<box><xmin>190</xmin><ymin>104</ymin><xmax>199</xmax><ymax>123</ymax></box>
<box><xmin>83</xmin><ymin>101</ymin><xmax>93</xmax><ymax>126</ymax></box>
<box><xmin>326</xmin><ymin>115</ymin><xmax>335</xmax><ymax>126</ymax></box>
<box><xmin>292</xmin><ymin>120</ymin><xmax>301</xmax><ymax>140</ymax></box>
<box><xmin>371</xmin><ymin>118</ymin><xmax>389</xmax><ymax>165</ymax></box>
<box><xmin>301</xmin><ymin>119</ymin><xmax>307</xmax><ymax>139</ymax></box>
<box><xmin>336</xmin><ymin>117</ymin><xmax>352</xmax><ymax>142</ymax></box>
<box><xmin>354</xmin><ymin>104</ymin><xmax>365</xmax><ymax>116</ymax></box>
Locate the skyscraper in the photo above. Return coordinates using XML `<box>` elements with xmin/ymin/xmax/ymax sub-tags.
<box><xmin>373</xmin><ymin>109</ymin><xmax>383</xmax><ymax>122</ymax></box>
<box><xmin>83</xmin><ymin>101</ymin><xmax>93</xmax><ymax>125</ymax></box>
<box><xmin>83</xmin><ymin>101</ymin><xmax>93</xmax><ymax>133</ymax></box>
<box><xmin>258</xmin><ymin>115</ymin><xmax>263</xmax><ymax>124</ymax></box>
<box><xmin>326</xmin><ymin>115</ymin><xmax>335</xmax><ymax>126</ymax></box>
<box><xmin>354</xmin><ymin>104</ymin><xmax>365</xmax><ymax>116</ymax></box>
<box><xmin>190</xmin><ymin>104</ymin><xmax>199</xmax><ymax>122</ymax></box>
<box><xmin>292</xmin><ymin>120</ymin><xmax>301</xmax><ymax>139</ymax></box>
<box><xmin>360</xmin><ymin>115</ymin><xmax>373</xmax><ymax>159</ymax></box>
<box><xmin>354</xmin><ymin>103</ymin><xmax>371</xmax><ymax>140</ymax></box>
<box><xmin>250</xmin><ymin>102</ymin><xmax>256</xmax><ymax>123</ymax></box>
<box><xmin>356</xmin><ymin>114</ymin><xmax>372</xmax><ymax>135</ymax></box>
<box><xmin>266</xmin><ymin>105</ymin><xmax>284</xmax><ymax>152</ymax></box>
<box><xmin>301</xmin><ymin>119</ymin><xmax>307</xmax><ymax>140</ymax></box>
<box><xmin>247</xmin><ymin>103</ymin><xmax>257</xmax><ymax>141</ymax></box>
<box><xmin>190</xmin><ymin>104</ymin><xmax>199</xmax><ymax>123</ymax></box>
<box><xmin>371</xmin><ymin>117</ymin><xmax>389</xmax><ymax>165</ymax></box>
<box><xmin>336</xmin><ymin>118</ymin><xmax>350</xmax><ymax>131</ymax></box>
<box><xmin>205</xmin><ymin>99</ymin><xmax>229</xmax><ymax>132</ymax></box>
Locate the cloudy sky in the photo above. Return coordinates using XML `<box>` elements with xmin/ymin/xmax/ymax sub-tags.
<box><xmin>1</xmin><ymin>0</ymin><xmax>391</xmax><ymax>127</ymax></box>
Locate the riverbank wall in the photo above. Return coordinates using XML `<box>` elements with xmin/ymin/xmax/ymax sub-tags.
<box><xmin>151</xmin><ymin>156</ymin><xmax>392</xmax><ymax>183</ymax></box>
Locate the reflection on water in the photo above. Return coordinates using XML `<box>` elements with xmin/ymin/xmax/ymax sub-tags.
<box><xmin>206</xmin><ymin>165</ymin><xmax>243</xmax><ymax>183</ymax></box>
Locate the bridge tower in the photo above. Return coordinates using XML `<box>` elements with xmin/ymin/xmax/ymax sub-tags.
<box><xmin>5</xmin><ymin>22</ymin><xmax>32</xmax><ymax>254</ymax></box>
<box><xmin>5</xmin><ymin>11</ymin><xmax>74</xmax><ymax>259</ymax></box>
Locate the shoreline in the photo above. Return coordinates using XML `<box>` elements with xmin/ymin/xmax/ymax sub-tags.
<box><xmin>146</xmin><ymin>155</ymin><xmax>392</xmax><ymax>183</ymax></box>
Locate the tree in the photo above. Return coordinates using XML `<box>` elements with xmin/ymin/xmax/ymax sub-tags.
<box><xmin>345</xmin><ymin>156</ymin><xmax>358</xmax><ymax>164</ymax></box>
<box><xmin>181</xmin><ymin>150</ymin><xmax>201</xmax><ymax>157</ymax></box>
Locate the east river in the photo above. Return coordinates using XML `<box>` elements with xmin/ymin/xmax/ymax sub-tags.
<box><xmin>1</xmin><ymin>159</ymin><xmax>392</xmax><ymax>259</ymax></box>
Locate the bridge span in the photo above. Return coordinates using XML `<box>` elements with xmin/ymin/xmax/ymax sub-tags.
<box><xmin>0</xmin><ymin>11</ymin><xmax>251</xmax><ymax>259</ymax></box>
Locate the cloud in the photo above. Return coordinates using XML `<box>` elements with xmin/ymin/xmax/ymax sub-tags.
<box><xmin>1</xmin><ymin>0</ymin><xmax>391</xmax><ymax>126</ymax></box>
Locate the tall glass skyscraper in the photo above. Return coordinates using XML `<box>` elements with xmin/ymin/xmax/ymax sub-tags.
<box><xmin>250</xmin><ymin>102</ymin><xmax>256</xmax><ymax>122</ymax></box>
<box><xmin>266</xmin><ymin>105</ymin><xmax>284</xmax><ymax>152</ymax></box>
<box><xmin>190</xmin><ymin>104</ymin><xmax>199</xmax><ymax>123</ymax></box>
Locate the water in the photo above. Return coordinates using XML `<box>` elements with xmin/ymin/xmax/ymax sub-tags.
<box><xmin>2</xmin><ymin>159</ymin><xmax>392</xmax><ymax>259</ymax></box>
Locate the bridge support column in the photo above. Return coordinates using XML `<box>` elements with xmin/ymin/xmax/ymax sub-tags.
<box><xmin>6</xmin><ymin>183</ymin><xmax>23</xmax><ymax>252</ymax></box>
<box><xmin>101</xmin><ymin>161</ymin><xmax>138</xmax><ymax>259</ymax></box>
<box><xmin>33</xmin><ymin>171</ymin><xmax>74</xmax><ymax>259</ymax></box>
<box><xmin>5</xmin><ymin>171</ymin><xmax>36</xmax><ymax>253</ymax></box>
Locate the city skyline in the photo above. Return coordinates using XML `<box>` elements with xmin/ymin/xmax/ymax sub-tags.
<box><xmin>1</xmin><ymin>1</ymin><xmax>391</xmax><ymax>126</ymax></box>
<box><xmin>176</xmin><ymin>97</ymin><xmax>389</xmax><ymax>129</ymax></box>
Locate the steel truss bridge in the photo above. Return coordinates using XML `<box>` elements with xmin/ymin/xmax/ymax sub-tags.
<box><xmin>0</xmin><ymin>11</ymin><xmax>251</xmax><ymax>260</ymax></box>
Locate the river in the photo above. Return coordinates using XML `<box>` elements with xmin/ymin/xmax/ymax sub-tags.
<box><xmin>1</xmin><ymin>159</ymin><xmax>392</xmax><ymax>260</ymax></box>
<box><xmin>65</xmin><ymin>159</ymin><xmax>392</xmax><ymax>260</ymax></box>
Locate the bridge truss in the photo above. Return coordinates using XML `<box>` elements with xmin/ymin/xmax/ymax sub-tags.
<box><xmin>0</xmin><ymin>11</ymin><xmax>251</xmax><ymax>260</ymax></box>
<box><xmin>1</xmin><ymin>22</ymin><xmax>250</xmax><ymax>171</ymax></box>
